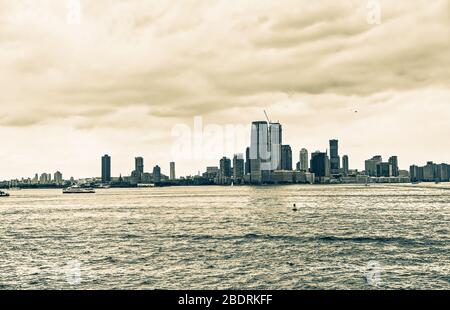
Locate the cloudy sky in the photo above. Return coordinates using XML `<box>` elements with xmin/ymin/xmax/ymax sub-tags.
<box><xmin>0</xmin><ymin>0</ymin><xmax>449</xmax><ymax>179</ymax></box>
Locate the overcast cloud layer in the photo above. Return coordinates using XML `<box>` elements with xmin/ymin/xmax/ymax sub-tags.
<box><xmin>0</xmin><ymin>0</ymin><xmax>449</xmax><ymax>179</ymax></box>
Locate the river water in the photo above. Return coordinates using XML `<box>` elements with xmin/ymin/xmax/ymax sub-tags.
<box><xmin>0</xmin><ymin>184</ymin><xmax>449</xmax><ymax>289</ymax></box>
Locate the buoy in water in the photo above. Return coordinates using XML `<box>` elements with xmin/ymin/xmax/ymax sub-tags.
<box><xmin>292</xmin><ymin>203</ymin><xmax>298</xmax><ymax>211</ymax></box>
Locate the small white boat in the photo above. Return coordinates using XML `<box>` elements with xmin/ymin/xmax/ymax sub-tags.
<box><xmin>63</xmin><ymin>186</ymin><xmax>95</xmax><ymax>194</ymax></box>
<box><xmin>0</xmin><ymin>190</ymin><xmax>10</xmax><ymax>197</ymax></box>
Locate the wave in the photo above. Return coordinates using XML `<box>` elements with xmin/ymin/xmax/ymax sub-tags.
<box><xmin>168</xmin><ymin>233</ymin><xmax>444</xmax><ymax>246</ymax></box>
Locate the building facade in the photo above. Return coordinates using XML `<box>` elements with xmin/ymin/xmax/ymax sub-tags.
<box><xmin>299</xmin><ymin>148</ymin><xmax>309</xmax><ymax>172</ymax></box>
<box><xmin>376</xmin><ymin>162</ymin><xmax>392</xmax><ymax>177</ymax></box>
<box><xmin>281</xmin><ymin>145</ymin><xmax>293</xmax><ymax>171</ymax></box>
<box><xmin>152</xmin><ymin>165</ymin><xmax>161</xmax><ymax>183</ymax></box>
<box><xmin>342</xmin><ymin>155</ymin><xmax>349</xmax><ymax>176</ymax></box>
<box><xmin>310</xmin><ymin>151</ymin><xmax>330</xmax><ymax>181</ymax></box>
<box><xmin>389</xmin><ymin>156</ymin><xmax>399</xmax><ymax>177</ymax></box>
<box><xmin>233</xmin><ymin>154</ymin><xmax>245</xmax><ymax>184</ymax></box>
<box><xmin>101</xmin><ymin>154</ymin><xmax>111</xmax><ymax>183</ymax></box>
<box><xmin>365</xmin><ymin>155</ymin><xmax>382</xmax><ymax>176</ymax></box>
<box><xmin>269</xmin><ymin>123</ymin><xmax>282</xmax><ymax>170</ymax></box>
<box><xmin>329</xmin><ymin>139</ymin><xmax>340</xmax><ymax>175</ymax></box>
<box><xmin>170</xmin><ymin>162</ymin><xmax>176</xmax><ymax>180</ymax></box>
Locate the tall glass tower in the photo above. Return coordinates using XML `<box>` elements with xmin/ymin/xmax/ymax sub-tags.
<box><xmin>329</xmin><ymin>139</ymin><xmax>340</xmax><ymax>175</ymax></box>
<box><xmin>101</xmin><ymin>154</ymin><xmax>111</xmax><ymax>183</ymax></box>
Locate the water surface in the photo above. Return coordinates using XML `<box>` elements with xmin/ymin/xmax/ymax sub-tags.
<box><xmin>0</xmin><ymin>184</ymin><xmax>449</xmax><ymax>289</ymax></box>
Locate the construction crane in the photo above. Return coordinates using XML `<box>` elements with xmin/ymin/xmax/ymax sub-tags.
<box><xmin>264</xmin><ymin>110</ymin><xmax>271</xmax><ymax>124</ymax></box>
<box><xmin>264</xmin><ymin>110</ymin><xmax>279</xmax><ymax>124</ymax></box>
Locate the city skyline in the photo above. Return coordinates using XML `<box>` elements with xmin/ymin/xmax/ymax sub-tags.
<box><xmin>2</xmin><ymin>116</ymin><xmax>448</xmax><ymax>184</ymax></box>
<box><xmin>0</xmin><ymin>1</ymin><xmax>449</xmax><ymax>179</ymax></box>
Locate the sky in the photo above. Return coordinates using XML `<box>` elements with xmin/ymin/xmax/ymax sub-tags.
<box><xmin>0</xmin><ymin>0</ymin><xmax>449</xmax><ymax>180</ymax></box>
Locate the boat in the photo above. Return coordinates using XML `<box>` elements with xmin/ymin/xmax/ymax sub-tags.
<box><xmin>0</xmin><ymin>190</ymin><xmax>10</xmax><ymax>197</ymax></box>
<box><xmin>63</xmin><ymin>186</ymin><xmax>95</xmax><ymax>194</ymax></box>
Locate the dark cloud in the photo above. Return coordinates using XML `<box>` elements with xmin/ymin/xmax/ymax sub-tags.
<box><xmin>0</xmin><ymin>0</ymin><xmax>448</xmax><ymax>127</ymax></box>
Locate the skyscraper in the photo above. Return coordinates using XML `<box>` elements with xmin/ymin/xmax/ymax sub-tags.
<box><xmin>299</xmin><ymin>148</ymin><xmax>309</xmax><ymax>172</ymax></box>
<box><xmin>54</xmin><ymin>171</ymin><xmax>63</xmax><ymax>185</ymax></box>
<box><xmin>365</xmin><ymin>155</ymin><xmax>382</xmax><ymax>176</ymax></box>
<box><xmin>250</xmin><ymin>121</ymin><xmax>270</xmax><ymax>164</ymax></box>
<box><xmin>329</xmin><ymin>139</ymin><xmax>340</xmax><ymax>175</ymax></box>
<box><xmin>410</xmin><ymin>165</ymin><xmax>420</xmax><ymax>182</ymax></box>
<box><xmin>134</xmin><ymin>157</ymin><xmax>144</xmax><ymax>182</ymax></box>
<box><xmin>39</xmin><ymin>173</ymin><xmax>48</xmax><ymax>184</ymax></box>
<box><xmin>250</xmin><ymin>121</ymin><xmax>269</xmax><ymax>183</ymax></box>
<box><xmin>269</xmin><ymin>122</ymin><xmax>282</xmax><ymax>170</ymax></box>
<box><xmin>245</xmin><ymin>147</ymin><xmax>251</xmax><ymax>175</ymax></box>
<box><xmin>377</xmin><ymin>162</ymin><xmax>392</xmax><ymax>177</ymax></box>
<box><xmin>233</xmin><ymin>154</ymin><xmax>244</xmax><ymax>183</ymax></box>
<box><xmin>152</xmin><ymin>165</ymin><xmax>161</xmax><ymax>183</ymax></box>
<box><xmin>310</xmin><ymin>151</ymin><xmax>330</xmax><ymax>180</ymax></box>
<box><xmin>170</xmin><ymin>162</ymin><xmax>176</xmax><ymax>180</ymax></box>
<box><xmin>342</xmin><ymin>155</ymin><xmax>349</xmax><ymax>176</ymax></box>
<box><xmin>423</xmin><ymin>161</ymin><xmax>437</xmax><ymax>181</ymax></box>
<box><xmin>135</xmin><ymin>157</ymin><xmax>144</xmax><ymax>175</ymax></box>
<box><xmin>101</xmin><ymin>154</ymin><xmax>111</xmax><ymax>183</ymax></box>
<box><xmin>220</xmin><ymin>157</ymin><xmax>232</xmax><ymax>178</ymax></box>
<box><xmin>281</xmin><ymin>145</ymin><xmax>293</xmax><ymax>170</ymax></box>
<box><xmin>389</xmin><ymin>156</ymin><xmax>399</xmax><ymax>177</ymax></box>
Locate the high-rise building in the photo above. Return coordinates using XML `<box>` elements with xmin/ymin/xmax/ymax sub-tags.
<box><xmin>135</xmin><ymin>157</ymin><xmax>144</xmax><ymax>175</ymax></box>
<box><xmin>203</xmin><ymin>166</ymin><xmax>219</xmax><ymax>180</ymax></box>
<box><xmin>410</xmin><ymin>165</ymin><xmax>419</xmax><ymax>182</ymax></box>
<box><xmin>54</xmin><ymin>171</ymin><xmax>63</xmax><ymax>185</ymax></box>
<box><xmin>281</xmin><ymin>145</ymin><xmax>293</xmax><ymax>170</ymax></box>
<box><xmin>32</xmin><ymin>173</ymin><xmax>39</xmax><ymax>184</ymax></box>
<box><xmin>410</xmin><ymin>162</ymin><xmax>449</xmax><ymax>182</ymax></box>
<box><xmin>269</xmin><ymin>122</ymin><xmax>282</xmax><ymax>170</ymax></box>
<box><xmin>220</xmin><ymin>157</ymin><xmax>232</xmax><ymax>178</ymax></box>
<box><xmin>310</xmin><ymin>151</ymin><xmax>330</xmax><ymax>180</ymax></box>
<box><xmin>39</xmin><ymin>173</ymin><xmax>48</xmax><ymax>184</ymax></box>
<box><xmin>342</xmin><ymin>155</ymin><xmax>349</xmax><ymax>176</ymax></box>
<box><xmin>250</xmin><ymin>121</ymin><xmax>269</xmax><ymax>183</ymax></box>
<box><xmin>152</xmin><ymin>165</ymin><xmax>161</xmax><ymax>183</ymax></box>
<box><xmin>329</xmin><ymin>139</ymin><xmax>340</xmax><ymax>175</ymax></box>
<box><xmin>437</xmin><ymin>164</ymin><xmax>450</xmax><ymax>182</ymax></box>
<box><xmin>133</xmin><ymin>157</ymin><xmax>144</xmax><ymax>182</ymax></box>
<box><xmin>245</xmin><ymin>147</ymin><xmax>251</xmax><ymax>175</ymax></box>
<box><xmin>250</xmin><ymin>121</ymin><xmax>269</xmax><ymax>162</ymax></box>
<box><xmin>299</xmin><ymin>148</ymin><xmax>309</xmax><ymax>172</ymax></box>
<box><xmin>423</xmin><ymin>161</ymin><xmax>437</xmax><ymax>181</ymax></box>
<box><xmin>101</xmin><ymin>154</ymin><xmax>111</xmax><ymax>183</ymax></box>
<box><xmin>170</xmin><ymin>162</ymin><xmax>176</xmax><ymax>180</ymax></box>
<box><xmin>365</xmin><ymin>155</ymin><xmax>382</xmax><ymax>176</ymax></box>
<box><xmin>436</xmin><ymin>164</ymin><xmax>449</xmax><ymax>182</ymax></box>
<box><xmin>389</xmin><ymin>156</ymin><xmax>399</xmax><ymax>177</ymax></box>
<box><xmin>233</xmin><ymin>154</ymin><xmax>245</xmax><ymax>183</ymax></box>
<box><xmin>376</xmin><ymin>162</ymin><xmax>392</xmax><ymax>177</ymax></box>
